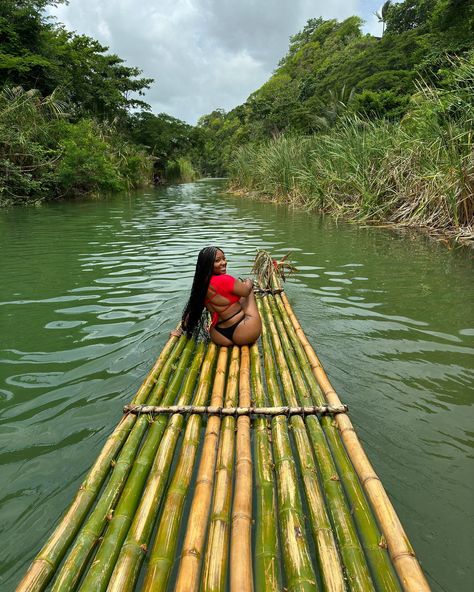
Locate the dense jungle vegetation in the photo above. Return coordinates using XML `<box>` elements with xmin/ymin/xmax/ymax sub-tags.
<box><xmin>1</xmin><ymin>0</ymin><xmax>473</xmax><ymax>242</ymax></box>
<box><xmin>0</xmin><ymin>0</ymin><xmax>199</xmax><ymax>205</ymax></box>
<box><xmin>197</xmin><ymin>0</ymin><xmax>473</xmax><ymax>241</ymax></box>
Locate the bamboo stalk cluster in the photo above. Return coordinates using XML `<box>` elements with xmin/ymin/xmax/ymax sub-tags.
<box><xmin>17</xmin><ymin>288</ymin><xmax>430</xmax><ymax>592</ymax></box>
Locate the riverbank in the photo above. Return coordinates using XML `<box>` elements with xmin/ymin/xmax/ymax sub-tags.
<box><xmin>230</xmin><ymin>185</ymin><xmax>473</xmax><ymax>248</ymax></box>
<box><xmin>0</xmin><ymin>85</ymin><xmax>198</xmax><ymax>206</ymax></box>
<box><xmin>228</xmin><ymin>115</ymin><xmax>473</xmax><ymax>247</ymax></box>
<box><xmin>226</xmin><ymin>52</ymin><xmax>474</xmax><ymax>248</ymax></box>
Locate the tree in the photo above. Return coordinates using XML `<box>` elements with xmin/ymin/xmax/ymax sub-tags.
<box><xmin>129</xmin><ymin>112</ymin><xmax>195</xmax><ymax>168</ymax></box>
<box><xmin>384</xmin><ymin>0</ymin><xmax>437</xmax><ymax>34</ymax></box>
<box><xmin>375</xmin><ymin>1</ymin><xmax>392</xmax><ymax>35</ymax></box>
<box><xmin>0</xmin><ymin>0</ymin><xmax>153</xmax><ymax>120</ymax></box>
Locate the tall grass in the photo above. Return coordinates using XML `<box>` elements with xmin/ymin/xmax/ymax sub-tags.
<box><xmin>229</xmin><ymin>57</ymin><xmax>474</xmax><ymax>244</ymax></box>
<box><xmin>165</xmin><ymin>157</ymin><xmax>198</xmax><ymax>183</ymax></box>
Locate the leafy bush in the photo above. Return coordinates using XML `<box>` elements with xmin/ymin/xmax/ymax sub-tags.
<box><xmin>0</xmin><ymin>86</ymin><xmax>63</xmax><ymax>205</ymax></box>
<box><xmin>56</xmin><ymin>119</ymin><xmax>125</xmax><ymax>194</ymax></box>
<box><xmin>164</xmin><ymin>157</ymin><xmax>198</xmax><ymax>183</ymax></box>
<box><xmin>0</xmin><ymin>86</ymin><xmax>153</xmax><ymax>205</ymax></box>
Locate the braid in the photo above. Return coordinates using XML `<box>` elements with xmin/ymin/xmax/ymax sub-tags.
<box><xmin>182</xmin><ymin>246</ymin><xmax>222</xmax><ymax>337</ymax></box>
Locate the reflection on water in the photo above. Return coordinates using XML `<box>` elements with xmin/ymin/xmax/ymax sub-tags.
<box><xmin>0</xmin><ymin>181</ymin><xmax>473</xmax><ymax>591</ymax></box>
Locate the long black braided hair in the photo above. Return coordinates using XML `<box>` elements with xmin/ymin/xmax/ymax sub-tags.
<box><xmin>181</xmin><ymin>246</ymin><xmax>222</xmax><ymax>337</ymax></box>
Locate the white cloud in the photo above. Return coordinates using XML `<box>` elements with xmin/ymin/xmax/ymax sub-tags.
<box><xmin>49</xmin><ymin>0</ymin><xmax>382</xmax><ymax>123</ymax></box>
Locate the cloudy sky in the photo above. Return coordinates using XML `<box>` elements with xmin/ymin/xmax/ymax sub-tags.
<box><xmin>49</xmin><ymin>0</ymin><xmax>386</xmax><ymax>124</ymax></box>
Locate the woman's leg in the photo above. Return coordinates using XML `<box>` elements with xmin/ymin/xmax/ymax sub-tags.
<box><xmin>209</xmin><ymin>327</ymin><xmax>234</xmax><ymax>347</ymax></box>
<box><xmin>239</xmin><ymin>290</ymin><xmax>260</xmax><ymax>319</ymax></box>
<box><xmin>232</xmin><ymin>292</ymin><xmax>262</xmax><ymax>345</ymax></box>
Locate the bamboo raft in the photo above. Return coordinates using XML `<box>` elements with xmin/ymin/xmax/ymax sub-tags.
<box><xmin>17</xmin><ymin>254</ymin><xmax>431</xmax><ymax>592</ymax></box>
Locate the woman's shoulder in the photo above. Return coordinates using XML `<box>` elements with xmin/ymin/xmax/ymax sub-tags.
<box><xmin>210</xmin><ymin>274</ymin><xmax>236</xmax><ymax>289</ymax></box>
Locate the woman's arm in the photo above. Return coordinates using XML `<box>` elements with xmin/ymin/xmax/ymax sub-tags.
<box><xmin>232</xmin><ymin>278</ymin><xmax>253</xmax><ymax>297</ymax></box>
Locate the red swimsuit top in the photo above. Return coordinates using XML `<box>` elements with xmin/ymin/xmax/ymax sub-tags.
<box><xmin>205</xmin><ymin>274</ymin><xmax>240</xmax><ymax>327</ymax></box>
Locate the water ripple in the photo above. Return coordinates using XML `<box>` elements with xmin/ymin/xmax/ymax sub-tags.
<box><xmin>0</xmin><ymin>181</ymin><xmax>473</xmax><ymax>592</ymax></box>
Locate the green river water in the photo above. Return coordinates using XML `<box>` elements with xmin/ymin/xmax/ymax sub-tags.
<box><xmin>0</xmin><ymin>180</ymin><xmax>473</xmax><ymax>591</ymax></box>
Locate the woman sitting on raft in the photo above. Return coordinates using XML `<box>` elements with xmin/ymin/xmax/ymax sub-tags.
<box><xmin>175</xmin><ymin>246</ymin><xmax>262</xmax><ymax>346</ymax></box>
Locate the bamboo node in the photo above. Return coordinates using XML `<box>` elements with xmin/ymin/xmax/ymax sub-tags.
<box><xmin>362</xmin><ymin>475</ymin><xmax>380</xmax><ymax>486</ymax></box>
<box><xmin>392</xmin><ymin>551</ymin><xmax>417</xmax><ymax>562</ymax></box>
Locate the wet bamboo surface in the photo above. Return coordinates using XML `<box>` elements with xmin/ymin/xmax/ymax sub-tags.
<box><xmin>17</xmin><ymin>292</ymin><xmax>430</xmax><ymax>592</ymax></box>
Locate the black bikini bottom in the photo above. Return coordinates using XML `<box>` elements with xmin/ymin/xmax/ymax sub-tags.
<box><xmin>214</xmin><ymin>309</ymin><xmax>244</xmax><ymax>341</ymax></box>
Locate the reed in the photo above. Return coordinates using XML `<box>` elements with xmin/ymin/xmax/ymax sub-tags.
<box><xmin>230</xmin><ymin>346</ymin><xmax>253</xmax><ymax>591</ymax></box>
<box><xmin>280</xmin><ymin>292</ymin><xmax>431</xmax><ymax>592</ymax></box>
<box><xmin>165</xmin><ymin>157</ymin><xmax>198</xmax><ymax>183</ymax></box>
<box><xmin>16</xmin><ymin>333</ymin><xmax>182</xmax><ymax>592</ymax></box>
<box><xmin>229</xmin><ymin>69</ymin><xmax>474</xmax><ymax>245</ymax></box>
<box><xmin>174</xmin><ymin>347</ymin><xmax>230</xmax><ymax>592</ymax></box>
<box><xmin>77</xmin><ymin>337</ymin><xmax>198</xmax><ymax>592</ymax></box>
<box><xmin>201</xmin><ymin>346</ymin><xmax>240</xmax><ymax>592</ymax></box>
<box><xmin>250</xmin><ymin>342</ymin><xmax>281</xmax><ymax>591</ymax></box>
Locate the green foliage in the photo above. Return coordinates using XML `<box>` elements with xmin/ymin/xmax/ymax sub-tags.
<box><xmin>0</xmin><ymin>0</ymin><xmax>153</xmax><ymax>121</ymax></box>
<box><xmin>384</xmin><ymin>0</ymin><xmax>437</xmax><ymax>34</ymax></box>
<box><xmin>0</xmin><ymin>1</ymin><xmax>158</xmax><ymax>205</ymax></box>
<box><xmin>229</xmin><ymin>56</ymin><xmax>474</xmax><ymax>240</ymax></box>
<box><xmin>128</xmin><ymin>111</ymin><xmax>198</xmax><ymax>180</ymax></box>
<box><xmin>352</xmin><ymin>89</ymin><xmax>410</xmax><ymax>119</ymax></box>
<box><xmin>198</xmin><ymin>0</ymin><xmax>474</xmax><ymax>179</ymax></box>
<box><xmin>0</xmin><ymin>86</ymin><xmax>152</xmax><ymax>205</ymax></box>
<box><xmin>56</xmin><ymin>120</ymin><xmax>124</xmax><ymax>194</ymax></box>
<box><xmin>164</xmin><ymin>157</ymin><xmax>198</xmax><ymax>183</ymax></box>
<box><xmin>0</xmin><ymin>86</ymin><xmax>63</xmax><ymax>204</ymax></box>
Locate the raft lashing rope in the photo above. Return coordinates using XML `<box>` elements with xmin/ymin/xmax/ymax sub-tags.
<box><xmin>123</xmin><ymin>403</ymin><xmax>349</xmax><ymax>417</ymax></box>
<box><xmin>16</xmin><ymin>252</ymin><xmax>431</xmax><ymax>592</ymax></box>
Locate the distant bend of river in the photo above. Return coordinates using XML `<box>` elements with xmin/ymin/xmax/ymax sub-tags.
<box><xmin>0</xmin><ymin>180</ymin><xmax>473</xmax><ymax>591</ymax></box>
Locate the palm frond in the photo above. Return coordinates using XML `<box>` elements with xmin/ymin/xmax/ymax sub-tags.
<box><xmin>252</xmin><ymin>249</ymin><xmax>297</xmax><ymax>290</ymax></box>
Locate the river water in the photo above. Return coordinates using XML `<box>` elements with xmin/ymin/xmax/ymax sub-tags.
<box><xmin>0</xmin><ymin>180</ymin><xmax>472</xmax><ymax>591</ymax></box>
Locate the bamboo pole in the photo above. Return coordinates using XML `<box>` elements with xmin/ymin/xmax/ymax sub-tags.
<box><xmin>140</xmin><ymin>343</ymin><xmax>218</xmax><ymax>591</ymax></box>
<box><xmin>123</xmin><ymin>404</ymin><xmax>347</xmax><ymax>416</ymax></box>
<box><xmin>77</xmin><ymin>337</ymin><xmax>198</xmax><ymax>592</ymax></box>
<box><xmin>230</xmin><ymin>345</ymin><xmax>253</xmax><ymax>592</ymax></box>
<box><xmin>262</xmin><ymin>295</ymin><xmax>374</xmax><ymax>592</ymax></box>
<box><xmin>49</xmin><ymin>337</ymin><xmax>188</xmax><ymax>592</ymax></box>
<box><xmin>130</xmin><ymin>332</ymin><xmax>181</xmax><ymax>405</ymax></box>
<box><xmin>16</xmin><ymin>333</ymin><xmax>182</xmax><ymax>592</ymax></box>
<box><xmin>250</xmin><ymin>342</ymin><xmax>281</xmax><ymax>591</ymax></box>
<box><xmin>273</xmin><ymin>294</ymin><xmax>402</xmax><ymax>592</ymax></box>
<box><xmin>109</xmin><ymin>342</ymin><xmax>217</xmax><ymax>592</ymax></box>
<box><xmin>258</xmin><ymin>300</ymin><xmax>318</xmax><ymax>592</ymax></box>
<box><xmin>201</xmin><ymin>346</ymin><xmax>240</xmax><ymax>592</ymax></box>
<box><xmin>174</xmin><ymin>347</ymin><xmax>229</xmax><ymax>592</ymax></box>
<box><xmin>280</xmin><ymin>292</ymin><xmax>431</xmax><ymax>592</ymax></box>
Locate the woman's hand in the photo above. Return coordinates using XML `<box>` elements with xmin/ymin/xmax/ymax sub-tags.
<box><xmin>170</xmin><ymin>327</ymin><xmax>183</xmax><ymax>337</ymax></box>
<box><xmin>233</xmin><ymin>277</ymin><xmax>254</xmax><ymax>297</ymax></box>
